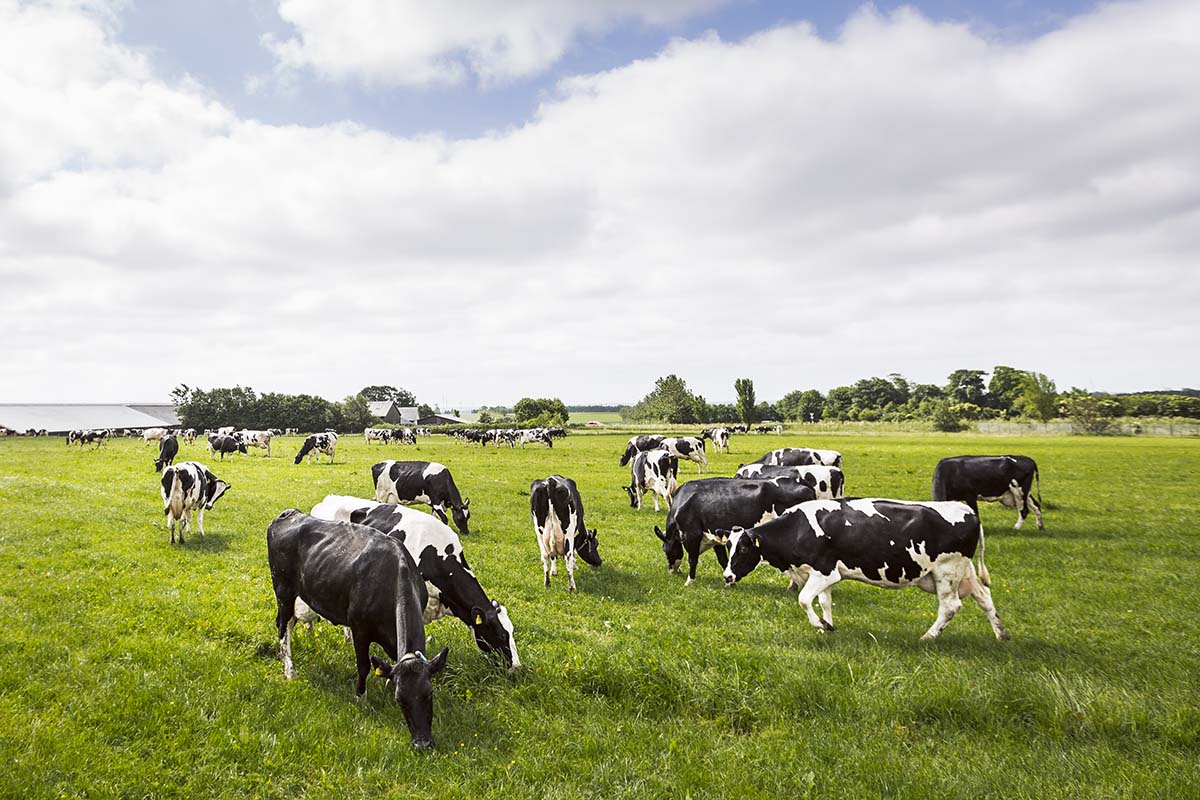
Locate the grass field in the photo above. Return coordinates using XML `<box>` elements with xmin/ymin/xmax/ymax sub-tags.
<box><xmin>1</xmin><ymin>432</ymin><xmax>1197</xmax><ymax>799</ymax></box>
<box><xmin>567</xmin><ymin>410</ymin><xmax>625</xmax><ymax>424</ymax></box>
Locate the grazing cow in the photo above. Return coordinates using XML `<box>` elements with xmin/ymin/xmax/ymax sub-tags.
<box><xmin>180</xmin><ymin>428</ymin><xmax>197</xmax><ymax>445</ymax></box>
<box><xmin>154</xmin><ymin>434</ymin><xmax>179</xmax><ymax>472</ymax></box>
<box><xmin>720</xmin><ymin>498</ymin><xmax>1011</xmax><ymax>641</ymax></box>
<box><xmin>208</xmin><ymin>434</ymin><xmax>248</xmax><ymax>460</ymax></box>
<box><xmin>142</xmin><ymin>427</ymin><xmax>168</xmax><ymax>445</ymax></box>
<box><xmin>701</xmin><ymin>427</ymin><xmax>731</xmax><ymax>453</ymax></box>
<box><xmin>78</xmin><ymin>429</ymin><xmax>109</xmax><ymax>448</ymax></box>
<box><xmin>530</xmin><ymin>475</ymin><xmax>601</xmax><ymax>591</ymax></box>
<box><xmin>735</xmin><ymin>463</ymin><xmax>846</xmax><ymax>500</ymax></box>
<box><xmin>660</xmin><ymin>436</ymin><xmax>708</xmax><ymax>473</ymax></box>
<box><xmin>372</xmin><ymin>460</ymin><xmax>471</xmax><ymax>535</ymax></box>
<box><xmin>624</xmin><ymin>449</ymin><xmax>679</xmax><ymax>512</ymax></box>
<box><xmin>266</xmin><ymin>510</ymin><xmax>448</xmax><ymax>750</ymax></box>
<box><xmin>294</xmin><ymin>432</ymin><xmax>338</xmax><ymax>464</ymax></box>
<box><xmin>748</xmin><ymin>447</ymin><xmax>842</xmax><ymax>468</ymax></box>
<box><xmin>284</xmin><ymin>427</ymin><xmax>299</xmax><ymax>435</ymax></box>
<box><xmin>517</xmin><ymin>429</ymin><xmax>553</xmax><ymax>448</ymax></box>
<box><xmin>618</xmin><ymin>435</ymin><xmax>665</xmax><ymax>466</ymax></box>
<box><xmin>932</xmin><ymin>455</ymin><xmax>1044</xmax><ymax>530</ymax></box>
<box><xmin>393</xmin><ymin>428</ymin><xmax>417</xmax><ymax>446</ymax></box>
<box><xmin>547</xmin><ymin>427</ymin><xmax>567</xmax><ymax>440</ymax></box>
<box><xmin>237</xmin><ymin>429</ymin><xmax>273</xmax><ymax>457</ymax></box>
<box><xmin>653</xmin><ymin>477</ymin><xmax>816</xmax><ymax>585</ymax></box>
<box><xmin>159</xmin><ymin>461</ymin><xmax>231</xmax><ymax>544</ymax></box>
<box><xmin>309</xmin><ymin>496</ymin><xmax>520</xmax><ymax>668</ymax></box>
<box><xmin>216</xmin><ymin>426</ymin><xmax>236</xmax><ymax>436</ymax></box>
<box><xmin>364</xmin><ymin>428</ymin><xmax>390</xmax><ymax>444</ymax></box>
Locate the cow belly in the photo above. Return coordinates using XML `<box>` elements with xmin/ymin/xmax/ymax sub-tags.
<box><xmin>423</xmin><ymin>583</ymin><xmax>451</xmax><ymax>623</ymax></box>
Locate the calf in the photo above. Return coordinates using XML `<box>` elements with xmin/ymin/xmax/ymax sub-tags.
<box><xmin>932</xmin><ymin>455</ymin><xmax>1044</xmax><ymax>530</ymax></box>
<box><xmin>530</xmin><ymin>475</ymin><xmax>601</xmax><ymax>591</ymax></box>
<box><xmin>208</xmin><ymin>433</ymin><xmax>248</xmax><ymax>460</ymax></box>
<box><xmin>624</xmin><ymin>449</ymin><xmax>679</xmax><ymax>512</ymax></box>
<box><xmin>700</xmin><ymin>427</ymin><xmax>731</xmax><ymax>453</ymax></box>
<box><xmin>309</xmin><ymin>496</ymin><xmax>520</xmax><ymax>668</ymax></box>
<box><xmin>372</xmin><ymin>460</ymin><xmax>471</xmax><ymax>536</ymax></box>
<box><xmin>618</xmin><ymin>435</ymin><xmax>665</xmax><ymax>466</ymax></box>
<box><xmin>735</xmin><ymin>463</ymin><xmax>845</xmax><ymax>499</ymax></box>
<box><xmin>266</xmin><ymin>510</ymin><xmax>448</xmax><ymax>750</ymax></box>
<box><xmin>653</xmin><ymin>477</ymin><xmax>816</xmax><ymax>585</ymax></box>
<box><xmin>720</xmin><ymin>498</ymin><xmax>1010</xmax><ymax>641</ymax></box>
<box><xmin>154</xmin><ymin>434</ymin><xmax>179</xmax><ymax>473</ymax></box>
<box><xmin>159</xmin><ymin>461</ymin><xmax>231</xmax><ymax>543</ymax></box>
<box><xmin>237</xmin><ymin>429</ymin><xmax>273</xmax><ymax>457</ymax></box>
<box><xmin>294</xmin><ymin>432</ymin><xmax>337</xmax><ymax>464</ymax></box>
<box><xmin>748</xmin><ymin>447</ymin><xmax>842</xmax><ymax>468</ymax></box>
<box><xmin>660</xmin><ymin>436</ymin><xmax>708</xmax><ymax>473</ymax></box>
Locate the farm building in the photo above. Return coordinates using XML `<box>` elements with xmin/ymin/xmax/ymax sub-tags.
<box><xmin>418</xmin><ymin>413</ymin><xmax>469</xmax><ymax>426</ymax></box>
<box><xmin>0</xmin><ymin>403</ymin><xmax>179</xmax><ymax>435</ymax></box>
<box><xmin>367</xmin><ymin>401</ymin><xmax>419</xmax><ymax>425</ymax></box>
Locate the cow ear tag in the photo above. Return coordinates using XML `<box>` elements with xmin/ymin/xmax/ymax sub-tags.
<box><xmin>475</xmin><ymin>613</ymin><xmax>483</xmax><ymax>626</ymax></box>
<box><xmin>374</xmin><ymin>667</ymin><xmax>383</xmax><ymax>676</ymax></box>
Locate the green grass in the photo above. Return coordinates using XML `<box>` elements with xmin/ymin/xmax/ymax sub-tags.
<box><xmin>567</xmin><ymin>410</ymin><xmax>625</xmax><ymax>424</ymax></box>
<box><xmin>1</xmin><ymin>433</ymin><xmax>1197</xmax><ymax>799</ymax></box>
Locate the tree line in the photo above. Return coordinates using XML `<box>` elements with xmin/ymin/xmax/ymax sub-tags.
<box><xmin>171</xmin><ymin>384</ymin><xmax>433</xmax><ymax>432</ymax></box>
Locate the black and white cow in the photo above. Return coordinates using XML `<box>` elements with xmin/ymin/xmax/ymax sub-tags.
<box><xmin>142</xmin><ymin>427</ymin><xmax>168</xmax><ymax>445</ymax></box>
<box><xmin>720</xmin><ymin>498</ymin><xmax>1011</xmax><ymax>641</ymax></box>
<box><xmin>284</xmin><ymin>427</ymin><xmax>299</xmax><ymax>435</ymax></box>
<box><xmin>159</xmin><ymin>461</ymin><xmax>231</xmax><ymax>544</ymax></box>
<box><xmin>618</xmin><ymin>435</ymin><xmax>665</xmax><ymax>466</ymax></box>
<box><xmin>180</xmin><ymin>428</ymin><xmax>197</xmax><ymax>445</ymax></box>
<box><xmin>309</xmin><ymin>496</ymin><xmax>520</xmax><ymax>668</ymax></box>
<box><xmin>652</xmin><ymin>477</ymin><xmax>816</xmax><ymax>585</ymax></box>
<box><xmin>735</xmin><ymin>463</ymin><xmax>846</xmax><ymax>500</ymax></box>
<box><xmin>624</xmin><ymin>449</ymin><xmax>679</xmax><ymax>512</ymax></box>
<box><xmin>530</xmin><ymin>475</ymin><xmax>601</xmax><ymax>591</ymax></box>
<box><xmin>372</xmin><ymin>460</ymin><xmax>471</xmax><ymax>536</ymax></box>
<box><xmin>216</xmin><ymin>426</ymin><xmax>236</xmax><ymax>436</ymax></box>
<box><xmin>748</xmin><ymin>447</ymin><xmax>842</xmax><ymax>468</ymax></box>
<box><xmin>78</xmin><ymin>429</ymin><xmax>109</xmax><ymax>448</ymax></box>
<box><xmin>660</xmin><ymin>436</ymin><xmax>708</xmax><ymax>473</ymax></box>
<box><xmin>700</xmin><ymin>427</ymin><xmax>731</xmax><ymax>453</ymax></box>
<box><xmin>393</xmin><ymin>428</ymin><xmax>417</xmax><ymax>446</ymax></box>
<box><xmin>364</xmin><ymin>428</ymin><xmax>390</xmax><ymax>444</ymax></box>
<box><xmin>294</xmin><ymin>432</ymin><xmax>337</xmax><ymax>464</ymax></box>
<box><xmin>237</xmin><ymin>429</ymin><xmax>273</xmax><ymax>457</ymax></box>
<box><xmin>266</xmin><ymin>510</ymin><xmax>448</xmax><ymax>750</ymax></box>
<box><xmin>154</xmin><ymin>434</ymin><xmax>179</xmax><ymax>473</ymax></box>
<box><xmin>517</xmin><ymin>429</ymin><xmax>553</xmax><ymax>448</ymax></box>
<box><xmin>208</xmin><ymin>433</ymin><xmax>248</xmax><ymax>460</ymax></box>
<box><xmin>932</xmin><ymin>455</ymin><xmax>1044</xmax><ymax>530</ymax></box>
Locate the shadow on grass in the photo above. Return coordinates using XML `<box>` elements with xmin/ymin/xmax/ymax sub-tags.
<box><xmin>577</xmin><ymin>564</ymin><xmax>649</xmax><ymax>601</ymax></box>
<box><xmin>175</xmin><ymin>532</ymin><xmax>233</xmax><ymax>552</ymax></box>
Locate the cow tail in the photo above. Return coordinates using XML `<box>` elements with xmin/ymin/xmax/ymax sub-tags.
<box><xmin>169</xmin><ymin>470</ymin><xmax>184</xmax><ymax>520</ymax></box>
<box><xmin>976</xmin><ymin>520</ymin><xmax>991</xmax><ymax>588</ymax></box>
<box><xmin>1035</xmin><ymin>467</ymin><xmax>1043</xmax><ymax>511</ymax></box>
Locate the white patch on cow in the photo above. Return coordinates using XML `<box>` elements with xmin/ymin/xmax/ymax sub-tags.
<box><xmin>877</xmin><ymin>562</ymin><xmax>890</xmax><ymax>584</ymax></box>
<box><xmin>848</xmin><ymin>498</ymin><xmax>975</xmax><ymax>526</ymax></box>
<box><xmin>422</xmin><ymin>462</ymin><xmax>447</xmax><ymax>478</ymax></box>
<box><xmin>496</xmin><ymin>605</ymin><xmax>520</xmax><ymax>668</ymax></box>
<box><xmin>846</xmin><ymin>498</ymin><xmax>890</xmax><ymax>520</ymax></box>
<box><xmin>311</xmin><ymin>494</ymin><xmax>378</xmax><ymax>521</ymax></box>
<box><xmin>797</xmin><ymin>500</ymin><xmax>842</xmax><ymax>538</ymax></box>
<box><xmin>414</xmin><ymin>493</ymin><xmax>432</xmax><ymax>505</ymax></box>
<box><xmin>905</xmin><ymin>540</ymin><xmax>935</xmax><ymax>575</ymax></box>
<box><xmin>756</xmin><ymin>509</ymin><xmax>780</xmax><ymax>526</ymax></box>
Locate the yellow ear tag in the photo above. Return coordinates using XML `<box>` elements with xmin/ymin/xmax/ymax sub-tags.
<box><xmin>475</xmin><ymin>614</ymin><xmax>483</xmax><ymax>625</ymax></box>
<box><xmin>374</xmin><ymin>667</ymin><xmax>383</xmax><ymax>676</ymax></box>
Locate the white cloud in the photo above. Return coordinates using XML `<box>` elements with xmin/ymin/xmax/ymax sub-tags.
<box><xmin>1</xmin><ymin>0</ymin><xmax>1199</xmax><ymax>404</ymax></box>
<box><xmin>263</xmin><ymin>0</ymin><xmax>726</xmax><ymax>87</ymax></box>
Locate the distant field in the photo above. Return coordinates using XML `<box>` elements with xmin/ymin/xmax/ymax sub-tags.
<box><xmin>1</xmin><ymin>433</ymin><xmax>1197</xmax><ymax>798</ymax></box>
<box><xmin>567</xmin><ymin>410</ymin><xmax>625</xmax><ymax>423</ymax></box>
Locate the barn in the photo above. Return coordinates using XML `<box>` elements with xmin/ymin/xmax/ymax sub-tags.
<box><xmin>0</xmin><ymin>403</ymin><xmax>180</xmax><ymax>435</ymax></box>
<box><xmin>367</xmin><ymin>401</ymin><xmax>419</xmax><ymax>425</ymax></box>
<box><xmin>418</xmin><ymin>413</ymin><xmax>469</xmax><ymax>426</ymax></box>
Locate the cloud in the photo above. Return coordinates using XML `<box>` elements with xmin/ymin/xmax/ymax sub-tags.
<box><xmin>263</xmin><ymin>0</ymin><xmax>726</xmax><ymax>87</ymax></box>
<box><xmin>1</xmin><ymin>0</ymin><xmax>1199</xmax><ymax>404</ymax></box>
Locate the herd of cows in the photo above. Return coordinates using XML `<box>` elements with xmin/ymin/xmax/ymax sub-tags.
<box><xmin>47</xmin><ymin>423</ymin><xmax>1047</xmax><ymax>749</ymax></box>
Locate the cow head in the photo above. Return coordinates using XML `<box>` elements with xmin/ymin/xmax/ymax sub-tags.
<box><xmin>723</xmin><ymin>527</ymin><xmax>762</xmax><ymax>585</ymax></box>
<box><xmin>654</xmin><ymin>526</ymin><xmax>683</xmax><ymax>574</ymax></box>
<box><xmin>576</xmin><ymin>528</ymin><xmax>602</xmax><ymax>567</ymax></box>
<box><xmin>370</xmin><ymin>646</ymin><xmax>449</xmax><ymax>750</ymax></box>
<box><xmin>623</xmin><ymin>485</ymin><xmax>638</xmax><ymax>508</ymax></box>
<box><xmin>452</xmin><ymin>498</ymin><xmax>471</xmax><ymax>536</ymax></box>
<box><xmin>471</xmin><ymin>601</ymin><xmax>520</xmax><ymax>669</ymax></box>
<box><xmin>206</xmin><ymin>479</ymin><xmax>231</xmax><ymax>509</ymax></box>
<box><xmin>618</xmin><ymin>444</ymin><xmax>636</xmax><ymax>466</ymax></box>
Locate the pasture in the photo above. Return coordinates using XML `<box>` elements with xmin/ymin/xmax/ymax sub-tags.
<box><xmin>0</xmin><ymin>432</ymin><xmax>1197</xmax><ymax>799</ymax></box>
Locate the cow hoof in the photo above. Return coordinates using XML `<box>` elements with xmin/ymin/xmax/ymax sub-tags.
<box><xmin>997</xmin><ymin>629</ymin><xmax>1012</xmax><ymax>641</ymax></box>
<box><xmin>919</xmin><ymin>633</ymin><xmax>937</xmax><ymax>642</ymax></box>
<box><xmin>822</xmin><ymin>621</ymin><xmax>836</xmax><ymax>632</ymax></box>
<box><xmin>283</xmin><ymin>667</ymin><xmax>295</xmax><ymax>680</ymax></box>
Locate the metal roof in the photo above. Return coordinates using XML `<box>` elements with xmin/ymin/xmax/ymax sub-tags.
<box><xmin>0</xmin><ymin>404</ymin><xmax>177</xmax><ymax>433</ymax></box>
<box><xmin>126</xmin><ymin>404</ymin><xmax>180</xmax><ymax>425</ymax></box>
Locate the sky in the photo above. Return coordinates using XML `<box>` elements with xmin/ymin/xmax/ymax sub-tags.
<box><xmin>2</xmin><ymin>0</ymin><xmax>1197</xmax><ymax>408</ymax></box>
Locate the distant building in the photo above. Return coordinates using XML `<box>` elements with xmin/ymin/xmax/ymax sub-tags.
<box><xmin>418</xmin><ymin>413</ymin><xmax>469</xmax><ymax>426</ymax></box>
<box><xmin>0</xmin><ymin>403</ymin><xmax>179</xmax><ymax>434</ymax></box>
<box><xmin>367</xmin><ymin>401</ymin><xmax>419</xmax><ymax>425</ymax></box>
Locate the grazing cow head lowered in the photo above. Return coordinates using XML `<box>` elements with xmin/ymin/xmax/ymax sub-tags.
<box><xmin>451</xmin><ymin>498</ymin><xmax>471</xmax><ymax>538</ymax></box>
<box><xmin>470</xmin><ymin>600</ymin><xmax>518</xmax><ymax>667</ymax></box>
<box><xmin>370</xmin><ymin>648</ymin><xmax>450</xmax><ymax>750</ymax></box>
<box><xmin>653</xmin><ymin>525</ymin><xmax>684</xmax><ymax>574</ymax></box>
<box><xmin>576</xmin><ymin>528</ymin><xmax>602</xmax><ymax>567</ymax></box>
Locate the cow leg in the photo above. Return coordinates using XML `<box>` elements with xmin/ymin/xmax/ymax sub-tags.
<box><xmin>921</xmin><ymin>570</ymin><xmax>965</xmax><ymax>641</ymax></box>
<box><xmin>352</xmin><ymin>629</ymin><xmax>371</xmax><ymax>698</ymax></box>
<box><xmin>798</xmin><ymin>571</ymin><xmax>840</xmax><ymax>632</ymax></box>
<box><xmin>565</xmin><ymin>546</ymin><xmax>577</xmax><ymax>592</ymax></box>
<box><xmin>1011</xmin><ymin>483</ymin><xmax>1027</xmax><ymax>530</ymax></box>
<box><xmin>684</xmin><ymin>544</ymin><xmax>701</xmax><ymax>586</ymax></box>
<box><xmin>1027</xmin><ymin>489</ymin><xmax>1045</xmax><ymax>531</ymax></box>
<box><xmin>167</xmin><ymin>514</ymin><xmax>177</xmax><ymax>544</ymax></box>
<box><xmin>197</xmin><ymin>507</ymin><xmax>206</xmax><ymax>537</ymax></box>
<box><xmin>432</xmin><ymin>505</ymin><xmax>449</xmax><ymax>524</ymax></box>
<box><xmin>966</xmin><ymin>567</ymin><xmax>1011</xmax><ymax>640</ymax></box>
<box><xmin>651</xmin><ymin>492</ymin><xmax>660</xmax><ymax>513</ymax></box>
<box><xmin>818</xmin><ymin>590</ymin><xmax>834</xmax><ymax>627</ymax></box>
<box><xmin>276</xmin><ymin>603</ymin><xmax>297</xmax><ymax>679</ymax></box>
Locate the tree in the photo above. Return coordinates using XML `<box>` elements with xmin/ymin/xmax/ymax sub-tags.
<box><xmin>823</xmin><ymin>386</ymin><xmax>855</xmax><ymax>420</ymax></box>
<box><xmin>360</xmin><ymin>385</ymin><xmax>417</xmax><ymax>406</ymax></box>
<box><xmin>1062</xmin><ymin>388</ymin><xmax>1118</xmax><ymax>434</ymax></box>
<box><xmin>796</xmin><ymin>390</ymin><xmax>824</xmax><ymax>423</ymax></box>
<box><xmin>735</xmin><ymin>379</ymin><xmax>756</xmax><ymax>425</ymax></box>
<box><xmin>931</xmin><ymin>401</ymin><xmax>965</xmax><ymax>432</ymax></box>
<box><xmin>851</xmin><ymin>377</ymin><xmax>904</xmax><ymax>411</ymax></box>
<box><xmin>910</xmin><ymin>383</ymin><xmax>944</xmax><ymax>404</ymax></box>
<box><xmin>1017</xmin><ymin>372</ymin><xmax>1058</xmax><ymax>422</ymax></box>
<box><xmin>341</xmin><ymin>393</ymin><xmax>375</xmax><ymax>430</ymax></box>
<box><xmin>514</xmin><ymin>397</ymin><xmax>569</xmax><ymax>426</ymax></box>
<box><xmin>627</xmin><ymin>375</ymin><xmax>699</xmax><ymax>424</ymax></box>
<box><xmin>987</xmin><ymin>366</ymin><xmax>1027</xmax><ymax>414</ymax></box>
<box><xmin>418</xmin><ymin>403</ymin><xmax>435</xmax><ymax>419</ymax></box>
<box><xmin>945</xmin><ymin>369</ymin><xmax>988</xmax><ymax>406</ymax></box>
<box><xmin>476</xmin><ymin>410</ymin><xmax>494</xmax><ymax>425</ymax></box>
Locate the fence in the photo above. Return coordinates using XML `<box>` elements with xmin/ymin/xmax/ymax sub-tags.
<box><xmin>977</xmin><ymin>421</ymin><xmax>1200</xmax><ymax>437</ymax></box>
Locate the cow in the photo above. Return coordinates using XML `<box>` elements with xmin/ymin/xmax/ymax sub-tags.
<box><xmin>208</xmin><ymin>434</ymin><xmax>248</xmax><ymax>460</ymax></box>
<box><xmin>237</xmin><ymin>429</ymin><xmax>273</xmax><ymax>457</ymax></box>
<box><xmin>284</xmin><ymin>427</ymin><xmax>299</xmax><ymax>435</ymax></box>
<box><xmin>159</xmin><ymin>461</ymin><xmax>231</xmax><ymax>544</ymax></box>
<box><xmin>701</xmin><ymin>427</ymin><xmax>731</xmax><ymax>453</ymax></box>
<box><xmin>517</xmin><ymin>429</ymin><xmax>552</xmax><ymax>448</ymax></box>
<box><xmin>653</xmin><ymin>477</ymin><xmax>816</xmax><ymax>585</ymax></box>
<box><xmin>735</xmin><ymin>463</ymin><xmax>846</xmax><ymax>500</ymax></box>
<box><xmin>216</xmin><ymin>426</ymin><xmax>236</xmax><ymax>436</ymax></box>
<box><xmin>660</xmin><ymin>436</ymin><xmax>708</xmax><ymax>473</ymax></box>
<box><xmin>719</xmin><ymin>498</ymin><xmax>1011</xmax><ymax>642</ymax></box>
<box><xmin>618</xmin><ymin>435</ymin><xmax>665</xmax><ymax>466</ymax></box>
<box><xmin>547</xmin><ymin>428</ymin><xmax>567</xmax><ymax>440</ymax></box>
<box><xmin>309</xmin><ymin>496</ymin><xmax>520</xmax><ymax>669</ymax></box>
<box><xmin>624</xmin><ymin>449</ymin><xmax>679</xmax><ymax>512</ymax></box>
<box><xmin>932</xmin><ymin>455</ymin><xmax>1044</xmax><ymax>530</ymax></box>
<box><xmin>294</xmin><ymin>432</ymin><xmax>337</xmax><ymax>464</ymax></box>
<box><xmin>530</xmin><ymin>475</ymin><xmax>601</xmax><ymax>591</ymax></box>
<box><xmin>141</xmin><ymin>427</ymin><xmax>168</xmax><ymax>445</ymax></box>
<box><xmin>393</xmin><ymin>428</ymin><xmax>417</xmax><ymax>446</ymax></box>
<box><xmin>372</xmin><ymin>460</ymin><xmax>471</xmax><ymax>535</ymax></box>
<box><xmin>364</xmin><ymin>428</ymin><xmax>390</xmax><ymax>444</ymax></box>
<box><xmin>180</xmin><ymin>428</ymin><xmax>197</xmax><ymax>445</ymax></box>
<box><xmin>78</xmin><ymin>429</ymin><xmax>109</xmax><ymax>448</ymax></box>
<box><xmin>748</xmin><ymin>447</ymin><xmax>842</xmax><ymax>468</ymax></box>
<box><xmin>154</xmin><ymin>434</ymin><xmax>179</xmax><ymax>473</ymax></box>
<box><xmin>266</xmin><ymin>510</ymin><xmax>448</xmax><ymax>750</ymax></box>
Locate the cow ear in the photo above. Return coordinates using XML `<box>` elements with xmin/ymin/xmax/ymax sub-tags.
<box><xmin>463</xmin><ymin>498</ymin><xmax>470</xmax><ymax>508</ymax></box>
<box><xmin>370</xmin><ymin>656</ymin><xmax>395</xmax><ymax>681</ymax></box>
<box><xmin>471</xmin><ymin>606</ymin><xmax>485</xmax><ymax>627</ymax></box>
<box><xmin>653</xmin><ymin>526</ymin><xmax>667</xmax><ymax>542</ymax></box>
<box><xmin>428</xmin><ymin>646</ymin><xmax>449</xmax><ymax>675</ymax></box>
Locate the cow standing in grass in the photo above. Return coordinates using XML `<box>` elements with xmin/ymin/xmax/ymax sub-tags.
<box><xmin>154</xmin><ymin>435</ymin><xmax>179</xmax><ymax>473</ymax></box>
<box><xmin>932</xmin><ymin>455</ymin><xmax>1044</xmax><ymax>530</ymax></box>
<box><xmin>530</xmin><ymin>475</ymin><xmax>600</xmax><ymax>591</ymax></box>
<box><xmin>159</xmin><ymin>461</ymin><xmax>230</xmax><ymax>544</ymax></box>
<box><xmin>294</xmin><ymin>432</ymin><xmax>338</xmax><ymax>464</ymax></box>
<box><xmin>372</xmin><ymin>460</ymin><xmax>471</xmax><ymax>536</ymax></box>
